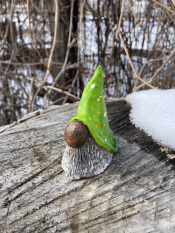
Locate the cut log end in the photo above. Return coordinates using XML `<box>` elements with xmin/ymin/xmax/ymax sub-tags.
<box><xmin>62</xmin><ymin>133</ymin><xmax>113</xmax><ymax>180</ymax></box>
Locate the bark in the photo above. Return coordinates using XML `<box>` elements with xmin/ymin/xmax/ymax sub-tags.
<box><xmin>0</xmin><ymin>100</ymin><xmax>175</xmax><ymax>233</ymax></box>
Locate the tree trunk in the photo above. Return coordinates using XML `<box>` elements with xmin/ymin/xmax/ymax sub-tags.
<box><xmin>0</xmin><ymin>100</ymin><xmax>175</xmax><ymax>233</ymax></box>
<box><xmin>49</xmin><ymin>0</ymin><xmax>68</xmax><ymax>103</ymax></box>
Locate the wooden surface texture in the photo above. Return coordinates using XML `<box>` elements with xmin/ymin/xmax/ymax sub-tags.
<box><xmin>0</xmin><ymin>100</ymin><xmax>175</xmax><ymax>233</ymax></box>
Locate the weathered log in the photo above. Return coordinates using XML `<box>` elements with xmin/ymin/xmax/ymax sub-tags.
<box><xmin>0</xmin><ymin>100</ymin><xmax>175</xmax><ymax>233</ymax></box>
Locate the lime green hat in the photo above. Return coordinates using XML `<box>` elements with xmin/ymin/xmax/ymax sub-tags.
<box><xmin>69</xmin><ymin>65</ymin><xmax>118</xmax><ymax>153</ymax></box>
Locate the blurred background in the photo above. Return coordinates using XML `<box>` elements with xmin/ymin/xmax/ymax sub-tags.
<box><xmin>0</xmin><ymin>0</ymin><xmax>174</xmax><ymax>125</ymax></box>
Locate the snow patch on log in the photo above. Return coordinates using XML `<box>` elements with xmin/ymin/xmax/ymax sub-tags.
<box><xmin>125</xmin><ymin>89</ymin><xmax>175</xmax><ymax>150</ymax></box>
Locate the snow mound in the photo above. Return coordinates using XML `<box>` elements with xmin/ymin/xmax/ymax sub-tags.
<box><xmin>125</xmin><ymin>89</ymin><xmax>175</xmax><ymax>150</ymax></box>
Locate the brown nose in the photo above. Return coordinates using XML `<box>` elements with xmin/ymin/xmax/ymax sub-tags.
<box><xmin>64</xmin><ymin>120</ymin><xmax>88</xmax><ymax>148</ymax></box>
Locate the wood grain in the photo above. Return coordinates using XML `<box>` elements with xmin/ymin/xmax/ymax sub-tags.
<box><xmin>0</xmin><ymin>100</ymin><xmax>175</xmax><ymax>233</ymax></box>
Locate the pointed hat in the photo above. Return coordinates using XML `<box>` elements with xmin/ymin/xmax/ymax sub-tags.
<box><xmin>69</xmin><ymin>65</ymin><xmax>118</xmax><ymax>153</ymax></box>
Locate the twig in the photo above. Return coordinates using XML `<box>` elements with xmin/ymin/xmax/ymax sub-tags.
<box><xmin>44</xmin><ymin>0</ymin><xmax>76</xmax><ymax>107</ymax></box>
<box><xmin>117</xmin><ymin>0</ymin><xmax>125</xmax><ymax>31</ymax></box>
<box><xmin>27</xmin><ymin>0</ymin><xmax>75</xmax><ymax>110</ymax></box>
<box><xmin>105</xmin><ymin>0</ymin><xmax>115</xmax><ymax>68</ymax></box>
<box><xmin>133</xmin><ymin>58</ymin><xmax>167</xmax><ymax>91</ymax></box>
<box><xmin>27</xmin><ymin>0</ymin><xmax>50</xmax><ymax>72</ymax></box>
<box><xmin>148</xmin><ymin>48</ymin><xmax>175</xmax><ymax>84</ymax></box>
<box><xmin>43</xmin><ymin>86</ymin><xmax>80</xmax><ymax>100</ymax></box>
<box><xmin>65</xmin><ymin>62</ymin><xmax>84</xmax><ymax>70</ymax></box>
<box><xmin>52</xmin><ymin>97</ymin><xmax>67</xmax><ymax>105</ymax></box>
<box><xmin>40</xmin><ymin>0</ymin><xmax>59</xmax><ymax>87</ymax></box>
<box><xmin>150</xmin><ymin>0</ymin><xmax>175</xmax><ymax>14</ymax></box>
<box><xmin>141</xmin><ymin>2</ymin><xmax>153</xmax><ymax>60</ymax></box>
<box><xmin>134</xmin><ymin>12</ymin><xmax>164</xmax><ymax>91</ymax></box>
<box><xmin>165</xmin><ymin>8</ymin><xmax>175</xmax><ymax>27</ymax></box>
<box><xmin>32</xmin><ymin>0</ymin><xmax>59</xmax><ymax>108</ymax></box>
<box><xmin>62</xmin><ymin>70</ymin><xmax>79</xmax><ymax>105</ymax></box>
<box><xmin>117</xmin><ymin>0</ymin><xmax>157</xmax><ymax>90</ymax></box>
<box><xmin>28</xmin><ymin>77</ymin><xmax>35</xmax><ymax>113</ymax></box>
<box><xmin>0</xmin><ymin>61</ymin><xmax>64</xmax><ymax>66</ymax></box>
<box><xmin>168</xmin><ymin>0</ymin><xmax>175</xmax><ymax>11</ymax></box>
<box><xmin>0</xmin><ymin>69</ymin><xmax>28</xmax><ymax>96</ymax></box>
<box><xmin>126</xmin><ymin>0</ymin><xmax>141</xmax><ymax>26</ymax></box>
<box><xmin>156</xmin><ymin>4</ymin><xmax>174</xmax><ymax>47</ymax></box>
<box><xmin>68</xmin><ymin>36</ymin><xmax>94</xmax><ymax>81</ymax></box>
<box><xmin>79</xmin><ymin>0</ymin><xmax>86</xmax><ymax>67</ymax></box>
<box><xmin>0</xmin><ymin>21</ymin><xmax>10</xmax><ymax>52</ymax></box>
<box><xmin>28</xmin><ymin>77</ymin><xmax>42</xmax><ymax>112</ymax></box>
<box><xmin>0</xmin><ymin>2</ymin><xmax>15</xmax><ymax>103</ymax></box>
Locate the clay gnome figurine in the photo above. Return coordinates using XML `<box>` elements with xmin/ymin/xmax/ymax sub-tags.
<box><xmin>62</xmin><ymin>65</ymin><xmax>118</xmax><ymax>180</ymax></box>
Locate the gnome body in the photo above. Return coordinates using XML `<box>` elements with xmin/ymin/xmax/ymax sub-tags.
<box><xmin>62</xmin><ymin>65</ymin><xmax>118</xmax><ymax>180</ymax></box>
<box><xmin>62</xmin><ymin>133</ymin><xmax>113</xmax><ymax>180</ymax></box>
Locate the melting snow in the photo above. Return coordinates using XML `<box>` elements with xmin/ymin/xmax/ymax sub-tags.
<box><xmin>125</xmin><ymin>89</ymin><xmax>175</xmax><ymax>150</ymax></box>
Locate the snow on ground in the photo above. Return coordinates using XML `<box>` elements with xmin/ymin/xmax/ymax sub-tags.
<box><xmin>125</xmin><ymin>89</ymin><xmax>175</xmax><ymax>150</ymax></box>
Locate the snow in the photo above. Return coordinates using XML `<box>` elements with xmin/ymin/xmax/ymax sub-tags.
<box><xmin>125</xmin><ymin>89</ymin><xmax>175</xmax><ymax>150</ymax></box>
